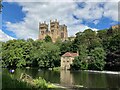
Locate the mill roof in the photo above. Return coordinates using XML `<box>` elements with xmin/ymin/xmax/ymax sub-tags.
<box><xmin>62</xmin><ymin>52</ymin><xmax>78</xmax><ymax>57</ymax></box>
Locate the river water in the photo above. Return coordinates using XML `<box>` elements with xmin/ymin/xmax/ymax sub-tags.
<box><xmin>2</xmin><ymin>68</ymin><xmax>120</xmax><ymax>88</ymax></box>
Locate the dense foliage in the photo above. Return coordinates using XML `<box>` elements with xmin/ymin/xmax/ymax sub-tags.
<box><xmin>1</xmin><ymin>26</ymin><xmax>120</xmax><ymax>71</ymax></box>
<box><xmin>44</xmin><ymin>35</ymin><xmax>52</xmax><ymax>42</ymax></box>
<box><xmin>71</xmin><ymin>29</ymin><xmax>106</xmax><ymax>70</ymax></box>
<box><xmin>2</xmin><ymin>39</ymin><xmax>60</xmax><ymax>69</ymax></box>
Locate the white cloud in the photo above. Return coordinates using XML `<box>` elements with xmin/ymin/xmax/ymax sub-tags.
<box><xmin>103</xmin><ymin>2</ymin><xmax>118</xmax><ymax>21</ymax></box>
<box><xmin>4</xmin><ymin>1</ymin><xmax>119</xmax><ymax>40</ymax></box>
<box><xmin>68</xmin><ymin>24</ymin><xmax>98</xmax><ymax>36</ymax></box>
<box><xmin>3</xmin><ymin>0</ymin><xmax>120</xmax><ymax>2</ymax></box>
<box><xmin>74</xmin><ymin>2</ymin><xmax>104</xmax><ymax>21</ymax></box>
<box><xmin>0</xmin><ymin>30</ymin><xmax>15</xmax><ymax>42</ymax></box>
<box><xmin>93</xmin><ymin>20</ymin><xmax>100</xmax><ymax>25</ymax></box>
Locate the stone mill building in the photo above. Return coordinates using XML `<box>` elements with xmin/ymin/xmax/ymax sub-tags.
<box><xmin>61</xmin><ymin>52</ymin><xmax>79</xmax><ymax>70</ymax></box>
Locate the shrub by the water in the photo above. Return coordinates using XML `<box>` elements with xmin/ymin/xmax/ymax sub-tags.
<box><xmin>2</xmin><ymin>73</ymin><xmax>34</xmax><ymax>89</ymax></box>
<box><xmin>33</xmin><ymin>77</ymin><xmax>47</xmax><ymax>88</ymax></box>
<box><xmin>2</xmin><ymin>72</ymin><xmax>55</xmax><ymax>89</ymax></box>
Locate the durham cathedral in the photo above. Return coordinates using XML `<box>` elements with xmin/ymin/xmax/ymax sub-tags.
<box><xmin>39</xmin><ymin>19</ymin><xmax>68</xmax><ymax>42</ymax></box>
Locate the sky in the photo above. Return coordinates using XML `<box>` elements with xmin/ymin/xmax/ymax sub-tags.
<box><xmin>1</xmin><ymin>0</ymin><xmax>120</xmax><ymax>41</ymax></box>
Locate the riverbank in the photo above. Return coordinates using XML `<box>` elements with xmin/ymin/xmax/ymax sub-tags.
<box><xmin>3</xmin><ymin>71</ymin><xmax>72</xmax><ymax>89</ymax></box>
<box><xmin>4</xmin><ymin>67</ymin><xmax>120</xmax><ymax>75</ymax></box>
<box><xmin>2</xmin><ymin>73</ymin><xmax>34</xmax><ymax>89</ymax></box>
<box><xmin>2</xmin><ymin>72</ymin><xmax>57</xmax><ymax>89</ymax></box>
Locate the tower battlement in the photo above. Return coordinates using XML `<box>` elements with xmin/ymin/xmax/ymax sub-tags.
<box><xmin>39</xmin><ymin>19</ymin><xmax>68</xmax><ymax>42</ymax></box>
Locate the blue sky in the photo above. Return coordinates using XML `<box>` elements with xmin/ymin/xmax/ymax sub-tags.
<box><xmin>1</xmin><ymin>1</ymin><xmax>120</xmax><ymax>41</ymax></box>
<box><xmin>2</xmin><ymin>2</ymin><xmax>25</xmax><ymax>38</ymax></box>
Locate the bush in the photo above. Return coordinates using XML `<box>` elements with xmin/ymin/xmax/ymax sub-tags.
<box><xmin>2</xmin><ymin>73</ymin><xmax>33</xmax><ymax>89</ymax></box>
<box><xmin>33</xmin><ymin>77</ymin><xmax>47</xmax><ymax>88</ymax></box>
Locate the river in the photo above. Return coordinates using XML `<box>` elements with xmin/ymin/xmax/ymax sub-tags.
<box><xmin>2</xmin><ymin>68</ymin><xmax>120</xmax><ymax>88</ymax></box>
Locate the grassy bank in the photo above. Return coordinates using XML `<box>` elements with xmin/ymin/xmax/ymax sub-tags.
<box><xmin>52</xmin><ymin>67</ymin><xmax>61</xmax><ymax>72</ymax></box>
<box><xmin>2</xmin><ymin>73</ymin><xmax>34</xmax><ymax>89</ymax></box>
<box><xmin>2</xmin><ymin>72</ymin><xmax>58</xmax><ymax>89</ymax></box>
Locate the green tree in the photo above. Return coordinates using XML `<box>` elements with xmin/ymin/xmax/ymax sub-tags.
<box><xmin>105</xmin><ymin>33</ymin><xmax>120</xmax><ymax>70</ymax></box>
<box><xmin>89</xmin><ymin>47</ymin><xmax>106</xmax><ymax>70</ymax></box>
<box><xmin>73</xmin><ymin>29</ymin><xmax>102</xmax><ymax>52</ymax></box>
<box><xmin>97</xmin><ymin>29</ymin><xmax>107</xmax><ymax>40</ymax></box>
<box><xmin>108</xmin><ymin>33</ymin><xmax>120</xmax><ymax>52</ymax></box>
<box><xmin>2</xmin><ymin>40</ymin><xmax>27</xmax><ymax>68</ymax></box>
<box><xmin>29</xmin><ymin>40</ymin><xmax>43</xmax><ymax>67</ymax></box>
<box><xmin>55</xmin><ymin>37</ymin><xmax>62</xmax><ymax>47</ymax></box>
<box><xmin>2</xmin><ymin>39</ymin><xmax>34</xmax><ymax>68</ymax></box>
<box><xmin>98</xmin><ymin>27</ymin><xmax>120</xmax><ymax>70</ymax></box>
<box><xmin>60</xmin><ymin>40</ymin><xmax>73</xmax><ymax>55</ymax></box>
<box><xmin>2</xmin><ymin>39</ymin><xmax>61</xmax><ymax>68</ymax></box>
<box><xmin>44</xmin><ymin>35</ymin><xmax>52</xmax><ymax>42</ymax></box>
<box><xmin>36</xmin><ymin>42</ymin><xmax>60</xmax><ymax>68</ymax></box>
<box><xmin>72</xmin><ymin>29</ymin><xmax>104</xmax><ymax>70</ymax></box>
<box><xmin>72</xmin><ymin>45</ymin><xmax>88</xmax><ymax>70</ymax></box>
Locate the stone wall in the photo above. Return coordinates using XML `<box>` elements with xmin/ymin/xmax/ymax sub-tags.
<box><xmin>39</xmin><ymin>19</ymin><xmax>68</xmax><ymax>42</ymax></box>
<box><xmin>61</xmin><ymin>57</ymin><xmax>74</xmax><ymax>70</ymax></box>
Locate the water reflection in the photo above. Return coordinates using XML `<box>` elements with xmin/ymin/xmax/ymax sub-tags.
<box><xmin>60</xmin><ymin>70</ymin><xmax>120</xmax><ymax>88</ymax></box>
<box><xmin>2</xmin><ymin>68</ymin><xmax>120</xmax><ymax>88</ymax></box>
<box><xmin>60</xmin><ymin>70</ymin><xmax>74</xmax><ymax>87</ymax></box>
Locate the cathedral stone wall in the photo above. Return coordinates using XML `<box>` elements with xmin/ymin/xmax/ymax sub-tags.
<box><xmin>39</xmin><ymin>19</ymin><xmax>68</xmax><ymax>42</ymax></box>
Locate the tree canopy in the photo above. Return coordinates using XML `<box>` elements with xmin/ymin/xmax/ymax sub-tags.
<box><xmin>1</xmin><ymin>26</ymin><xmax>120</xmax><ymax>71</ymax></box>
<box><xmin>44</xmin><ymin>35</ymin><xmax>52</xmax><ymax>42</ymax></box>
